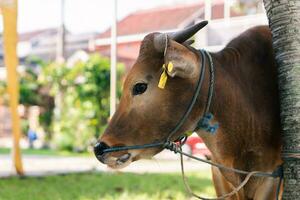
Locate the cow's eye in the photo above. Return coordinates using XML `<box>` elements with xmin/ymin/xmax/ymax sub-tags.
<box><xmin>132</xmin><ymin>83</ymin><xmax>147</xmax><ymax>95</ymax></box>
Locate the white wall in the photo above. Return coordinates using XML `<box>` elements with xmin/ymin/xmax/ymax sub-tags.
<box><xmin>194</xmin><ymin>14</ymin><xmax>268</xmax><ymax>52</ymax></box>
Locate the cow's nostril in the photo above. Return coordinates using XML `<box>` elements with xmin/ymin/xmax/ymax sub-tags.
<box><xmin>94</xmin><ymin>141</ymin><xmax>110</xmax><ymax>157</ymax></box>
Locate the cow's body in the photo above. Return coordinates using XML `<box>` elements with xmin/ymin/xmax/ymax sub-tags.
<box><xmin>197</xmin><ymin>26</ymin><xmax>282</xmax><ymax>199</ymax></box>
<box><xmin>95</xmin><ymin>23</ymin><xmax>282</xmax><ymax>200</ymax></box>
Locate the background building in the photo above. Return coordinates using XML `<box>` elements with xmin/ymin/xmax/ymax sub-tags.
<box><xmin>0</xmin><ymin>29</ymin><xmax>97</xmax><ymax>80</ymax></box>
<box><xmin>94</xmin><ymin>0</ymin><xmax>267</xmax><ymax>70</ymax></box>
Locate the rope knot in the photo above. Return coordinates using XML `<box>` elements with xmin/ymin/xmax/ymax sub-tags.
<box><xmin>164</xmin><ymin>141</ymin><xmax>180</xmax><ymax>153</ymax></box>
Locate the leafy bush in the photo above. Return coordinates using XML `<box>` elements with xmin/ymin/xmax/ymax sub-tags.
<box><xmin>0</xmin><ymin>60</ymin><xmax>54</xmax><ymax>138</ymax></box>
<box><xmin>19</xmin><ymin>68</ymin><xmax>41</xmax><ymax>105</ymax></box>
<box><xmin>1</xmin><ymin>54</ymin><xmax>125</xmax><ymax>151</ymax></box>
<box><xmin>40</xmin><ymin>54</ymin><xmax>124</xmax><ymax>151</ymax></box>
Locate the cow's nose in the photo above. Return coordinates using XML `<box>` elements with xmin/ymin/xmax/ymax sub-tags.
<box><xmin>94</xmin><ymin>142</ymin><xmax>110</xmax><ymax>162</ymax></box>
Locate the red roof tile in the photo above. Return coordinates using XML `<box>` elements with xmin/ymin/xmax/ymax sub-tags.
<box><xmin>99</xmin><ymin>3</ymin><xmax>204</xmax><ymax>38</ymax></box>
<box><xmin>98</xmin><ymin>1</ymin><xmax>243</xmax><ymax>38</ymax></box>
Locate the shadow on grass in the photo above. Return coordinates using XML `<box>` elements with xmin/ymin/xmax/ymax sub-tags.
<box><xmin>0</xmin><ymin>171</ymin><xmax>215</xmax><ymax>200</ymax></box>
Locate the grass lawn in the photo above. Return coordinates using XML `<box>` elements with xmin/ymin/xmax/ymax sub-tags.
<box><xmin>0</xmin><ymin>148</ymin><xmax>91</xmax><ymax>157</ymax></box>
<box><xmin>0</xmin><ymin>171</ymin><xmax>215</xmax><ymax>200</ymax></box>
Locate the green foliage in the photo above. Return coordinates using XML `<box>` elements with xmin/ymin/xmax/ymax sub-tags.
<box><xmin>0</xmin><ymin>66</ymin><xmax>43</xmax><ymax>136</ymax></box>
<box><xmin>0</xmin><ymin>57</ymin><xmax>48</xmax><ymax>106</ymax></box>
<box><xmin>40</xmin><ymin>54</ymin><xmax>124</xmax><ymax>151</ymax></box>
<box><xmin>0</xmin><ymin>54</ymin><xmax>124</xmax><ymax>151</ymax></box>
<box><xmin>19</xmin><ymin>68</ymin><xmax>41</xmax><ymax>106</ymax></box>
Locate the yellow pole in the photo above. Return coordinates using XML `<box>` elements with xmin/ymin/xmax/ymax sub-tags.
<box><xmin>1</xmin><ymin>0</ymin><xmax>24</xmax><ymax>175</ymax></box>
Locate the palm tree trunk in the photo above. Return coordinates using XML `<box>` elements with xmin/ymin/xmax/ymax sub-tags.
<box><xmin>263</xmin><ymin>0</ymin><xmax>300</xmax><ymax>199</ymax></box>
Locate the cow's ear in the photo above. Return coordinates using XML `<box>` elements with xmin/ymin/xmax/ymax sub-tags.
<box><xmin>164</xmin><ymin>39</ymin><xmax>198</xmax><ymax>79</ymax></box>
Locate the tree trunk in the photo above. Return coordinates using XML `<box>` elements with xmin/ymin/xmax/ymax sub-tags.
<box><xmin>263</xmin><ymin>0</ymin><xmax>300</xmax><ymax>199</ymax></box>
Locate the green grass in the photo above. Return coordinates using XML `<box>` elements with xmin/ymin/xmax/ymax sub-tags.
<box><xmin>0</xmin><ymin>171</ymin><xmax>215</xmax><ymax>200</ymax></box>
<box><xmin>0</xmin><ymin>148</ymin><xmax>91</xmax><ymax>157</ymax></box>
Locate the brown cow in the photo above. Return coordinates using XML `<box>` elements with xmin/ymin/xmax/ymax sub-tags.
<box><xmin>94</xmin><ymin>21</ymin><xmax>282</xmax><ymax>199</ymax></box>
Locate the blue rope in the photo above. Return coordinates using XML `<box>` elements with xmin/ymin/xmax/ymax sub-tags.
<box><xmin>194</xmin><ymin>50</ymin><xmax>219</xmax><ymax>134</ymax></box>
<box><xmin>166</xmin><ymin>49</ymin><xmax>207</xmax><ymax>141</ymax></box>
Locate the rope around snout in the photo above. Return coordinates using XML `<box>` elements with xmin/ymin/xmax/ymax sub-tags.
<box><xmin>164</xmin><ymin>141</ymin><xmax>283</xmax><ymax>200</ymax></box>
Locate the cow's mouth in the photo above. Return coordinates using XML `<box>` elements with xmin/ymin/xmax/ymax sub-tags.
<box><xmin>94</xmin><ymin>141</ymin><xmax>163</xmax><ymax>169</ymax></box>
<box><xmin>114</xmin><ymin>153</ymin><xmax>132</xmax><ymax>167</ymax></box>
<box><xmin>98</xmin><ymin>153</ymin><xmax>133</xmax><ymax>169</ymax></box>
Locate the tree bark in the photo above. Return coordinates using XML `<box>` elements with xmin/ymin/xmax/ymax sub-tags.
<box><xmin>263</xmin><ymin>0</ymin><xmax>300</xmax><ymax>199</ymax></box>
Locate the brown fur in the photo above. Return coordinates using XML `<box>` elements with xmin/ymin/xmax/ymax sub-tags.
<box><xmin>99</xmin><ymin>26</ymin><xmax>282</xmax><ymax>199</ymax></box>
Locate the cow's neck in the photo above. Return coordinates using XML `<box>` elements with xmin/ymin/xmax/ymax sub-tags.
<box><xmin>195</xmin><ymin>47</ymin><xmax>281</xmax><ymax>171</ymax></box>
<box><xmin>195</xmin><ymin>49</ymin><xmax>246</xmax><ymax>149</ymax></box>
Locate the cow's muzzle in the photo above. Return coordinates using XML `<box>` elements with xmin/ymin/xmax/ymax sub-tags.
<box><xmin>94</xmin><ymin>141</ymin><xmax>132</xmax><ymax>169</ymax></box>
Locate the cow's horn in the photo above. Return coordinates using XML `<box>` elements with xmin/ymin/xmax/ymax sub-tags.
<box><xmin>153</xmin><ymin>21</ymin><xmax>208</xmax><ymax>52</ymax></box>
<box><xmin>169</xmin><ymin>20</ymin><xmax>208</xmax><ymax>43</ymax></box>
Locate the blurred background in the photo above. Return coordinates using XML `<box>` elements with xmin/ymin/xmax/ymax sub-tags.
<box><xmin>0</xmin><ymin>0</ymin><xmax>267</xmax><ymax>199</ymax></box>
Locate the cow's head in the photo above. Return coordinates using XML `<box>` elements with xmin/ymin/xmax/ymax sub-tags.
<box><xmin>94</xmin><ymin>21</ymin><xmax>208</xmax><ymax>169</ymax></box>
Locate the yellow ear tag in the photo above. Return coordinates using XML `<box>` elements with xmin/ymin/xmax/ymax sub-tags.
<box><xmin>158</xmin><ymin>64</ymin><xmax>168</xmax><ymax>89</ymax></box>
<box><xmin>167</xmin><ymin>62</ymin><xmax>173</xmax><ymax>73</ymax></box>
